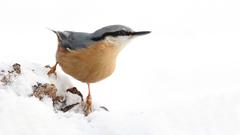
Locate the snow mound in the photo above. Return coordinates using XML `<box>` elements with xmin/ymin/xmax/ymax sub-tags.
<box><xmin>0</xmin><ymin>61</ymin><xmax>151</xmax><ymax>135</ymax></box>
<box><xmin>0</xmin><ymin>62</ymin><xmax>85</xmax><ymax>112</ymax></box>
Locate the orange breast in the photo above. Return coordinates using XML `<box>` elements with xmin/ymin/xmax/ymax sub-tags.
<box><xmin>56</xmin><ymin>42</ymin><xmax>121</xmax><ymax>83</ymax></box>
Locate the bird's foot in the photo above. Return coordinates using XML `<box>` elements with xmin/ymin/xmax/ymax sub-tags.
<box><xmin>83</xmin><ymin>95</ymin><xmax>93</xmax><ymax>116</ymax></box>
<box><xmin>46</xmin><ymin>62</ymin><xmax>58</xmax><ymax>76</ymax></box>
<box><xmin>46</xmin><ymin>66</ymin><xmax>57</xmax><ymax>76</ymax></box>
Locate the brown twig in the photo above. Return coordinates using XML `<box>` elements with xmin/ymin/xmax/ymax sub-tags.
<box><xmin>66</xmin><ymin>87</ymin><xmax>83</xmax><ymax>101</ymax></box>
<box><xmin>61</xmin><ymin>103</ymin><xmax>80</xmax><ymax>112</ymax></box>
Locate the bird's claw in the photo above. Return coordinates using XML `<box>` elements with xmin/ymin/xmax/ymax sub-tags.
<box><xmin>46</xmin><ymin>62</ymin><xmax>58</xmax><ymax>76</ymax></box>
<box><xmin>47</xmin><ymin>68</ymin><xmax>57</xmax><ymax>76</ymax></box>
<box><xmin>83</xmin><ymin>95</ymin><xmax>93</xmax><ymax>116</ymax></box>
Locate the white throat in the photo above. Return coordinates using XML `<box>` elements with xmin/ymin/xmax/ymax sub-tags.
<box><xmin>105</xmin><ymin>36</ymin><xmax>131</xmax><ymax>49</ymax></box>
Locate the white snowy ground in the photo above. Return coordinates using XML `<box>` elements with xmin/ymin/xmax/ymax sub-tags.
<box><xmin>0</xmin><ymin>62</ymin><xmax>152</xmax><ymax>135</ymax></box>
<box><xmin>1</xmin><ymin>0</ymin><xmax>240</xmax><ymax>135</ymax></box>
<box><xmin>1</xmin><ymin>61</ymin><xmax>240</xmax><ymax>135</ymax></box>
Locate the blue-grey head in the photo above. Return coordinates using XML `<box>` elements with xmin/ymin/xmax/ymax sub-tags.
<box><xmin>91</xmin><ymin>25</ymin><xmax>151</xmax><ymax>46</ymax></box>
<box><xmin>50</xmin><ymin>25</ymin><xmax>150</xmax><ymax>50</ymax></box>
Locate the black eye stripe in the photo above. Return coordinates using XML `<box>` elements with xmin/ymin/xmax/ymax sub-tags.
<box><xmin>91</xmin><ymin>30</ymin><xmax>132</xmax><ymax>41</ymax></box>
<box><xmin>91</xmin><ymin>30</ymin><xmax>151</xmax><ymax>41</ymax></box>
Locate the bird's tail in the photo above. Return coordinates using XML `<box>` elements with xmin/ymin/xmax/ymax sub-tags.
<box><xmin>46</xmin><ymin>27</ymin><xmax>65</xmax><ymax>41</ymax></box>
<box><xmin>46</xmin><ymin>27</ymin><xmax>58</xmax><ymax>34</ymax></box>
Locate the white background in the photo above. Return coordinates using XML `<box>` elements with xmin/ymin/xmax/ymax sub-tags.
<box><xmin>0</xmin><ymin>0</ymin><xmax>240</xmax><ymax>134</ymax></box>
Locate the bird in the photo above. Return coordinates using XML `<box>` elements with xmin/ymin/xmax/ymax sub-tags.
<box><xmin>47</xmin><ymin>25</ymin><xmax>150</xmax><ymax>116</ymax></box>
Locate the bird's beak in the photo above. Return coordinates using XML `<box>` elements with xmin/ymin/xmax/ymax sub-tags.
<box><xmin>131</xmin><ymin>31</ymin><xmax>151</xmax><ymax>36</ymax></box>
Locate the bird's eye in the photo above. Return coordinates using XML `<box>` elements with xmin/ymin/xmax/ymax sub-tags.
<box><xmin>118</xmin><ymin>31</ymin><xmax>124</xmax><ymax>35</ymax></box>
<box><xmin>120</xmin><ymin>30</ymin><xmax>126</xmax><ymax>35</ymax></box>
<box><xmin>114</xmin><ymin>30</ymin><xmax>129</xmax><ymax>36</ymax></box>
<box><xmin>91</xmin><ymin>30</ymin><xmax>132</xmax><ymax>41</ymax></box>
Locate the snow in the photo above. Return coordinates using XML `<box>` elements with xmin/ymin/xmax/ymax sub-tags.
<box><xmin>0</xmin><ymin>62</ymin><xmax>152</xmax><ymax>135</ymax></box>
<box><xmin>1</xmin><ymin>0</ymin><xmax>240</xmax><ymax>134</ymax></box>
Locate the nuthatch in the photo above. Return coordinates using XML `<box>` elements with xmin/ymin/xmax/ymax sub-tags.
<box><xmin>48</xmin><ymin>25</ymin><xmax>150</xmax><ymax>115</ymax></box>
